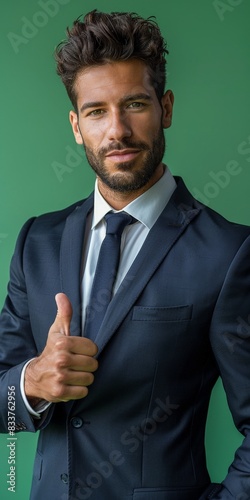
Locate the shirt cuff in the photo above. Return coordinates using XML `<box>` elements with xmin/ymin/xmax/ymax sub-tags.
<box><xmin>20</xmin><ymin>358</ymin><xmax>52</xmax><ymax>419</ymax></box>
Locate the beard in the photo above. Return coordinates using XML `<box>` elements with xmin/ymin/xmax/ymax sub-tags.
<box><xmin>82</xmin><ymin>127</ymin><xmax>166</xmax><ymax>193</ymax></box>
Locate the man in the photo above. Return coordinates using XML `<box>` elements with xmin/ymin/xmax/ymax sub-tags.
<box><xmin>0</xmin><ymin>9</ymin><xmax>250</xmax><ymax>500</ymax></box>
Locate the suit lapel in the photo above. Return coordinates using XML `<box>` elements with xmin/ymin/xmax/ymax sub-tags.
<box><xmin>94</xmin><ymin>178</ymin><xmax>201</xmax><ymax>356</ymax></box>
<box><xmin>60</xmin><ymin>193</ymin><xmax>94</xmax><ymax>336</ymax></box>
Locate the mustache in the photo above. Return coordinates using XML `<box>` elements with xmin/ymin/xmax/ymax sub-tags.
<box><xmin>98</xmin><ymin>140</ymin><xmax>149</xmax><ymax>156</ymax></box>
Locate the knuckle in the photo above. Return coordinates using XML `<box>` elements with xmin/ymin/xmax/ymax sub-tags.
<box><xmin>55</xmin><ymin>353</ymin><xmax>70</xmax><ymax>369</ymax></box>
<box><xmin>51</xmin><ymin>384</ymin><xmax>66</xmax><ymax>400</ymax></box>
<box><xmin>55</xmin><ymin>371</ymin><xmax>67</xmax><ymax>385</ymax></box>
<box><xmin>55</xmin><ymin>336</ymin><xmax>68</xmax><ymax>350</ymax></box>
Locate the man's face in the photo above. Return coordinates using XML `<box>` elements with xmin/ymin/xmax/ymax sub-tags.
<box><xmin>70</xmin><ymin>59</ymin><xmax>174</xmax><ymax>196</ymax></box>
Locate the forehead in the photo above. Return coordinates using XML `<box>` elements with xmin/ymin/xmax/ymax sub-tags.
<box><xmin>74</xmin><ymin>60</ymin><xmax>156</xmax><ymax>105</ymax></box>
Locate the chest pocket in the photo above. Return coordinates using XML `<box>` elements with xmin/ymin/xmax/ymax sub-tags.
<box><xmin>132</xmin><ymin>305</ymin><xmax>193</xmax><ymax>322</ymax></box>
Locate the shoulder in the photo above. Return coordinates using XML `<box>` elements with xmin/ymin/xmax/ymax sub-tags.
<box><xmin>197</xmin><ymin>198</ymin><xmax>250</xmax><ymax>245</ymax></box>
<box><xmin>34</xmin><ymin>198</ymin><xmax>87</xmax><ymax>225</ymax></box>
<box><xmin>171</xmin><ymin>177</ymin><xmax>250</xmax><ymax>268</ymax></box>
<box><xmin>14</xmin><ymin>195</ymin><xmax>94</xmax><ymax>251</ymax></box>
<box><xmin>26</xmin><ymin>194</ymin><xmax>93</xmax><ymax>234</ymax></box>
<box><xmin>174</xmin><ymin>176</ymin><xmax>250</xmax><ymax>241</ymax></box>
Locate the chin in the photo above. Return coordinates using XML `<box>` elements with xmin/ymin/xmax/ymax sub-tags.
<box><xmin>102</xmin><ymin>170</ymin><xmax>151</xmax><ymax>193</ymax></box>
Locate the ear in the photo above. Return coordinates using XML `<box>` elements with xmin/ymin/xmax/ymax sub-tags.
<box><xmin>69</xmin><ymin>110</ymin><xmax>83</xmax><ymax>144</ymax></box>
<box><xmin>161</xmin><ymin>90</ymin><xmax>174</xmax><ymax>129</ymax></box>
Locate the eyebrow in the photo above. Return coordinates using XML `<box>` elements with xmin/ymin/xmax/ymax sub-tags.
<box><xmin>80</xmin><ymin>93</ymin><xmax>152</xmax><ymax>114</ymax></box>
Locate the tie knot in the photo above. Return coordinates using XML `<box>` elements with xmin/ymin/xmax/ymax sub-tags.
<box><xmin>105</xmin><ymin>212</ymin><xmax>135</xmax><ymax>236</ymax></box>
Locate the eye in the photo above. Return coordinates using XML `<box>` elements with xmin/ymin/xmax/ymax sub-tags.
<box><xmin>88</xmin><ymin>109</ymin><xmax>105</xmax><ymax>117</ymax></box>
<box><xmin>127</xmin><ymin>102</ymin><xmax>145</xmax><ymax>109</ymax></box>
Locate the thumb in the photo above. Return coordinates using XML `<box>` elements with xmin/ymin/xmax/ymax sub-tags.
<box><xmin>50</xmin><ymin>293</ymin><xmax>73</xmax><ymax>336</ymax></box>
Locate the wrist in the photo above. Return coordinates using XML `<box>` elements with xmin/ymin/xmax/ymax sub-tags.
<box><xmin>24</xmin><ymin>358</ymin><xmax>41</xmax><ymax>400</ymax></box>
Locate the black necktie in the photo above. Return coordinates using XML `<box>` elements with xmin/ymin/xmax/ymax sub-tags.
<box><xmin>84</xmin><ymin>211</ymin><xmax>135</xmax><ymax>340</ymax></box>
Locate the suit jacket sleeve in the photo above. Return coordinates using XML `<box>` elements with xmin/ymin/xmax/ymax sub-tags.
<box><xmin>0</xmin><ymin>218</ymin><xmax>55</xmax><ymax>433</ymax></box>
<box><xmin>208</xmin><ymin>234</ymin><xmax>250</xmax><ymax>498</ymax></box>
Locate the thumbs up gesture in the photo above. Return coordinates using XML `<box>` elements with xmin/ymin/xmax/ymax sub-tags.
<box><xmin>24</xmin><ymin>294</ymin><xmax>98</xmax><ymax>404</ymax></box>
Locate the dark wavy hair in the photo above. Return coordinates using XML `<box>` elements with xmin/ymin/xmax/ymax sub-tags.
<box><xmin>55</xmin><ymin>10</ymin><xmax>168</xmax><ymax>111</ymax></box>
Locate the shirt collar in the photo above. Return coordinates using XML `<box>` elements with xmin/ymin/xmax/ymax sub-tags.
<box><xmin>92</xmin><ymin>166</ymin><xmax>177</xmax><ymax>230</ymax></box>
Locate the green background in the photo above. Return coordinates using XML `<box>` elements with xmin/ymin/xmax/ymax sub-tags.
<box><xmin>1</xmin><ymin>0</ymin><xmax>250</xmax><ymax>498</ymax></box>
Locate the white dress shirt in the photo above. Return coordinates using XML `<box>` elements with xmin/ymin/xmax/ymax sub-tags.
<box><xmin>21</xmin><ymin>166</ymin><xmax>177</xmax><ymax>417</ymax></box>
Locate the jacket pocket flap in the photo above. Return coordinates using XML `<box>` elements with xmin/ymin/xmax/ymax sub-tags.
<box><xmin>133</xmin><ymin>484</ymin><xmax>207</xmax><ymax>499</ymax></box>
<box><xmin>132</xmin><ymin>305</ymin><xmax>193</xmax><ymax>322</ymax></box>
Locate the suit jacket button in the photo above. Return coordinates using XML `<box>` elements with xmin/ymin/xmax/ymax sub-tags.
<box><xmin>60</xmin><ymin>473</ymin><xmax>69</xmax><ymax>484</ymax></box>
<box><xmin>71</xmin><ymin>417</ymin><xmax>83</xmax><ymax>428</ymax></box>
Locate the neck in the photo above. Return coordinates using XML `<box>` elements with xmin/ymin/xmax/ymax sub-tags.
<box><xmin>97</xmin><ymin>163</ymin><xmax>165</xmax><ymax>210</ymax></box>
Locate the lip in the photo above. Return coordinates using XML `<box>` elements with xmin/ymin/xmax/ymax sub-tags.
<box><xmin>105</xmin><ymin>149</ymin><xmax>140</xmax><ymax>162</ymax></box>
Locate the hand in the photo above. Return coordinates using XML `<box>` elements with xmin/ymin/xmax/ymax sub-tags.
<box><xmin>24</xmin><ymin>293</ymin><xmax>98</xmax><ymax>404</ymax></box>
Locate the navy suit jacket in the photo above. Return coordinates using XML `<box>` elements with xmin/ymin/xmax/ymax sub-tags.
<box><xmin>1</xmin><ymin>177</ymin><xmax>250</xmax><ymax>500</ymax></box>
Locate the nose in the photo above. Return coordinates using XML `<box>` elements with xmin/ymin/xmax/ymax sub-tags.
<box><xmin>107</xmin><ymin>110</ymin><xmax>132</xmax><ymax>141</ymax></box>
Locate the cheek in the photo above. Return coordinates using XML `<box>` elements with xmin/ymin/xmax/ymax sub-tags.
<box><xmin>133</xmin><ymin>113</ymin><xmax>161</xmax><ymax>137</ymax></box>
<box><xmin>80</xmin><ymin>123</ymin><xmax>106</xmax><ymax>150</ymax></box>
